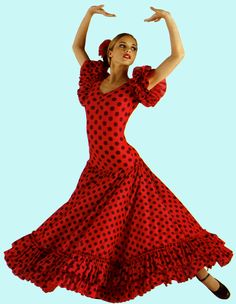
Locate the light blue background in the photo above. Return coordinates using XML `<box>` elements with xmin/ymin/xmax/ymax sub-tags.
<box><xmin>1</xmin><ymin>1</ymin><xmax>235</xmax><ymax>303</ymax></box>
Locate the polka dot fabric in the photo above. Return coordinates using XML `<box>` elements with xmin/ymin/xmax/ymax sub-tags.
<box><xmin>4</xmin><ymin>59</ymin><xmax>233</xmax><ymax>303</ymax></box>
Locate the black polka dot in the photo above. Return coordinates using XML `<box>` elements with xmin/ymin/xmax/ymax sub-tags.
<box><xmin>3</xmin><ymin>59</ymin><xmax>233</xmax><ymax>303</ymax></box>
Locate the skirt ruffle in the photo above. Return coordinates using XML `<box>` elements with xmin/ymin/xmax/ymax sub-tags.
<box><xmin>4</xmin><ymin>229</ymin><xmax>233</xmax><ymax>303</ymax></box>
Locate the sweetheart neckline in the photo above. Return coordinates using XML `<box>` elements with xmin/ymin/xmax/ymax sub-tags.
<box><xmin>98</xmin><ymin>79</ymin><xmax>131</xmax><ymax>96</ymax></box>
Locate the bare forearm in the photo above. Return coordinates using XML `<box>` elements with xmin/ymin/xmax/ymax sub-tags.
<box><xmin>72</xmin><ymin>10</ymin><xmax>93</xmax><ymax>49</ymax></box>
<box><xmin>164</xmin><ymin>14</ymin><xmax>185</xmax><ymax>57</ymax></box>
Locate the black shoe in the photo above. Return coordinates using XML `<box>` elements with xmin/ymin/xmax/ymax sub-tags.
<box><xmin>196</xmin><ymin>271</ymin><xmax>231</xmax><ymax>299</ymax></box>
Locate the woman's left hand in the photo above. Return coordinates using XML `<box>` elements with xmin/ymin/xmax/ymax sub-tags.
<box><xmin>144</xmin><ymin>6</ymin><xmax>170</xmax><ymax>22</ymax></box>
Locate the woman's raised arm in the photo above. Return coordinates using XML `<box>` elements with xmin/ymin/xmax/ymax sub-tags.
<box><xmin>72</xmin><ymin>4</ymin><xmax>116</xmax><ymax>66</ymax></box>
<box><xmin>144</xmin><ymin>7</ymin><xmax>185</xmax><ymax>90</ymax></box>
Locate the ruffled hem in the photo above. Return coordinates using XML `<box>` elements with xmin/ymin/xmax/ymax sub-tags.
<box><xmin>4</xmin><ymin>229</ymin><xmax>233</xmax><ymax>303</ymax></box>
<box><xmin>130</xmin><ymin>65</ymin><xmax>167</xmax><ymax>107</ymax></box>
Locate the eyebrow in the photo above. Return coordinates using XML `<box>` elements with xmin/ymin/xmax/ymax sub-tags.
<box><xmin>119</xmin><ymin>41</ymin><xmax>137</xmax><ymax>47</ymax></box>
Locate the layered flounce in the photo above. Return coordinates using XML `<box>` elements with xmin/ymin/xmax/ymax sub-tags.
<box><xmin>130</xmin><ymin>65</ymin><xmax>167</xmax><ymax>107</ymax></box>
<box><xmin>4</xmin><ymin>228</ymin><xmax>233</xmax><ymax>303</ymax></box>
<box><xmin>77</xmin><ymin>59</ymin><xmax>108</xmax><ymax>106</ymax></box>
<box><xmin>77</xmin><ymin>60</ymin><xmax>167</xmax><ymax>108</ymax></box>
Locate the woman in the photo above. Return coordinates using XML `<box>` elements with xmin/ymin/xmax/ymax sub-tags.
<box><xmin>4</xmin><ymin>4</ymin><xmax>233</xmax><ymax>303</ymax></box>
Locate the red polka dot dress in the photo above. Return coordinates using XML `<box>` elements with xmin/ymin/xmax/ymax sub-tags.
<box><xmin>4</xmin><ymin>59</ymin><xmax>233</xmax><ymax>303</ymax></box>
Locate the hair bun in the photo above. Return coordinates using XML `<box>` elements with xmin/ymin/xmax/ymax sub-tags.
<box><xmin>98</xmin><ymin>39</ymin><xmax>111</xmax><ymax>58</ymax></box>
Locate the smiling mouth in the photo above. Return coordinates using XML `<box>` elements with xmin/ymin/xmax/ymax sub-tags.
<box><xmin>123</xmin><ymin>54</ymin><xmax>131</xmax><ymax>59</ymax></box>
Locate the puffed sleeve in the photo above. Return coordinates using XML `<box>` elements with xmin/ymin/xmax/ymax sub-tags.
<box><xmin>77</xmin><ymin>59</ymin><xmax>107</xmax><ymax>107</ymax></box>
<box><xmin>130</xmin><ymin>65</ymin><xmax>167</xmax><ymax>107</ymax></box>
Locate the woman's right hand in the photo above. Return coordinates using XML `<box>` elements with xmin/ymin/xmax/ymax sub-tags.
<box><xmin>88</xmin><ymin>4</ymin><xmax>116</xmax><ymax>17</ymax></box>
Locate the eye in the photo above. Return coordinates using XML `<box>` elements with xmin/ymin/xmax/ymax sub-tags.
<box><xmin>119</xmin><ymin>44</ymin><xmax>137</xmax><ymax>51</ymax></box>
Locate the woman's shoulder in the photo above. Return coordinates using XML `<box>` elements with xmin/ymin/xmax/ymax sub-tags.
<box><xmin>79</xmin><ymin>59</ymin><xmax>108</xmax><ymax>85</ymax></box>
<box><xmin>129</xmin><ymin>64</ymin><xmax>167</xmax><ymax>107</ymax></box>
<box><xmin>80</xmin><ymin>59</ymin><xmax>107</xmax><ymax>73</ymax></box>
<box><xmin>78</xmin><ymin>59</ymin><xmax>108</xmax><ymax>107</ymax></box>
<box><xmin>131</xmin><ymin>64</ymin><xmax>154</xmax><ymax>78</ymax></box>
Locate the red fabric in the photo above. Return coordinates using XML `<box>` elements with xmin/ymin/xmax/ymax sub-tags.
<box><xmin>4</xmin><ymin>59</ymin><xmax>233</xmax><ymax>303</ymax></box>
<box><xmin>77</xmin><ymin>59</ymin><xmax>167</xmax><ymax>107</ymax></box>
<box><xmin>130</xmin><ymin>64</ymin><xmax>167</xmax><ymax>107</ymax></box>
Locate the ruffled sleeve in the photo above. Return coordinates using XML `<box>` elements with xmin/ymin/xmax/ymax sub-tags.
<box><xmin>130</xmin><ymin>65</ymin><xmax>167</xmax><ymax>107</ymax></box>
<box><xmin>77</xmin><ymin>59</ymin><xmax>107</xmax><ymax>107</ymax></box>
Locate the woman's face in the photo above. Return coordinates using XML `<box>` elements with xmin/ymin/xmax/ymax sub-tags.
<box><xmin>108</xmin><ymin>36</ymin><xmax>138</xmax><ymax>66</ymax></box>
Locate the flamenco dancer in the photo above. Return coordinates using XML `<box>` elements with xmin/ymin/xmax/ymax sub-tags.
<box><xmin>4</xmin><ymin>4</ymin><xmax>233</xmax><ymax>302</ymax></box>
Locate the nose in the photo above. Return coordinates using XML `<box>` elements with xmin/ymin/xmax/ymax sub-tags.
<box><xmin>124</xmin><ymin>50</ymin><xmax>131</xmax><ymax>58</ymax></box>
<box><xmin>124</xmin><ymin>50</ymin><xmax>132</xmax><ymax>58</ymax></box>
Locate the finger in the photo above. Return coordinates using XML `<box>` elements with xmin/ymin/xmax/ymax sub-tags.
<box><xmin>99</xmin><ymin>8</ymin><xmax>109</xmax><ymax>13</ymax></box>
<box><xmin>96</xmin><ymin>5</ymin><xmax>105</xmax><ymax>9</ymax></box>
<box><xmin>103</xmin><ymin>11</ymin><xmax>116</xmax><ymax>16</ymax></box>
<box><xmin>102</xmin><ymin>12</ymin><xmax>116</xmax><ymax>17</ymax></box>
<box><xmin>144</xmin><ymin>15</ymin><xmax>156</xmax><ymax>22</ymax></box>
<box><xmin>150</xmin><ymin>6</ymin><xmax>157</xmax><ymax>11</ymax></box>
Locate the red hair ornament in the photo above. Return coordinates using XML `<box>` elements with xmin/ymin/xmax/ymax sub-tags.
<box><xmin>98</xmin><ymin>39</ymin><xmax>111</xmax><ymax>58</ymax></box>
